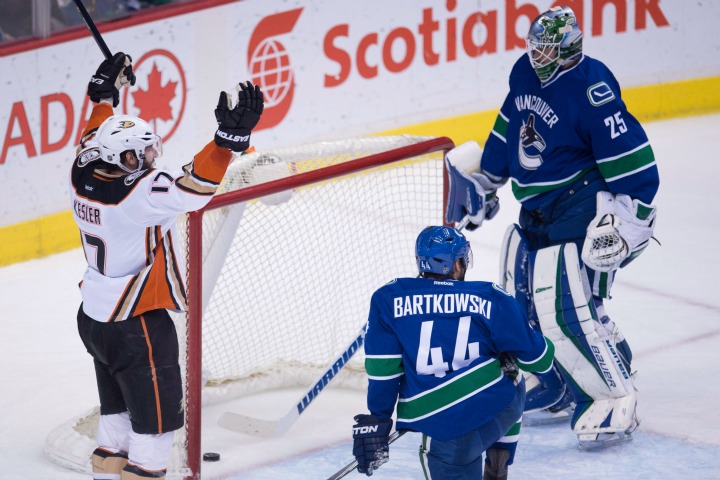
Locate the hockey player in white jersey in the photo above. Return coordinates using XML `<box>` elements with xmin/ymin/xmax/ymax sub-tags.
<box><xmin>70</xmin><ymin>52</ymin><xmax>263</xmax><ymax>479</ymax></box>
<box><xmin>444</xmin><ymin>6</ymin><xmax>659</xmax><ymax>449</ymax></box>
<box><xmin>352</xmin><ymin>226</ymin><xmax>555</xmax><ymax>479</ymax></box>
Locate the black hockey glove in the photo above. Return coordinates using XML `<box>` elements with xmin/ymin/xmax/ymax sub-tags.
<box><xmin>214</xmin><ymin>81</ymin><xmax>264</xmax><ymax>152</ymax></box>
<box><xmin>87</xmin><ymin>52</ymin><xmax>136</xmax><ymax>107</ymax></box>
<box><xmin>499</xmin><ymin>352</ymin><xmax>520</xmax><ymax>385</ymax></box>
<box><xmin>352</xmin><ymin>414</ymin><xmax>393</xmax><ymax>476</ymax></box>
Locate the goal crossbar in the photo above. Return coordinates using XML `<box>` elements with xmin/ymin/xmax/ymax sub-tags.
<box><xmin>183</xmin><ymin>136</ymin><xmax>453</xmax><ymax>478</ymax></box>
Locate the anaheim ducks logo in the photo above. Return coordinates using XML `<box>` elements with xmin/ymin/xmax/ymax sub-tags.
<box><xmin>518</xmin><ymin>114</ymin><xmax>546</xmax><ymax>170</ymax></box>
<box><xmin>117</xmin><ymin>120</ymin><xmax>136</xmax><ymax>128</ymax></box>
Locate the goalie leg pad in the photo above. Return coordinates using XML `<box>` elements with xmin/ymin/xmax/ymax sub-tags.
<box><xmin>533</xmin><ymin>243</ymin><xmax>637</xmax><ymax>436</ymax></box>
<box><xmin>501</xmin><ymin>225</ymin><xmax>570</xmax><ymax>421</ymax></box>
<box><xmin>499</xmin><ymin>224</ymin><xmax>535</xmax><ymax>327</ymax></box>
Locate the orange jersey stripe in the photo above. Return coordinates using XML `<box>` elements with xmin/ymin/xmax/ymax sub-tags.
<box><xmin>190</xmin><ymin>141</ymin><xmax>233</xmax><ymax>184</ymax></box>
<box><xmin>139</xmin><ymin>315</ymin><xmax>163</xmax><ymax>433</ymax></box>
<box><xmin>82</xmin><ymin>103</ymin><xmax>114</xmax><ymax>139</ymax></box>
<box><xmin>132</xmin><ymin>242</ymin><xmax>177</xmax><ymax>314</ymax></box>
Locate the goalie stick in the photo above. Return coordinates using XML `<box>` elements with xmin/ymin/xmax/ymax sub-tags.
<box><xmin>326</xmin><ymin>430</ymin><xmax>407</xmax><ymax>480</ymax></box>
<box><xmin>218</xmin><ymin>324</ymin><xmax>367</xmax><ymax>437</ymax></box>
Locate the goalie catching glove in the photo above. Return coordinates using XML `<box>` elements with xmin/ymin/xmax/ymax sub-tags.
<box><xmin>445</xmin><ymin>141</ymin><xmax>504</xmax><ymax>230</ymax></box>
<box><xmin>581</xmin><ymin>191</ymin><xmax>657</xmax><ymax>272</ymax></box>
<box><xmin>214</xmin><ymin>81</ymin><xmax>264</xmax><ymax>152</ymax></box>
<box><xmin>87</xmin><ymin>52</ymin><xmax>136</xmax><ymax>107</ymax></box>
<box><xmin>352</xmin><ymin>414</ymin><xmax>393</xmax><ymax>476</ymax></box>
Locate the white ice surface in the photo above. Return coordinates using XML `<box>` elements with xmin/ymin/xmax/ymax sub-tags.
<box><xmin>1</xmin><ymin>114</ymin><xmax>719</xmax><ymax>479</ymax></box>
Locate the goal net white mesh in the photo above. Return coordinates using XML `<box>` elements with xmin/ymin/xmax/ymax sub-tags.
<box><xmin>45</xmin><ymin>135</ymin><xmax>451</xmax><ymax>478</ymax></box>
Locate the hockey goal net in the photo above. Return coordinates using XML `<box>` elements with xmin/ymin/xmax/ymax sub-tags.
<box><xmin>45</xmin><ymin>135</ymin><xmax>453</xmax><ymax>478</ymax></box>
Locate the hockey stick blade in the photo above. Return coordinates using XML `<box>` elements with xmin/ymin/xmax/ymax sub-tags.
<box><xmin>218</xmin><ymin>324</ymin><xmax>367</xmax><ymax>437</ymax></box>
<box><xmin>326</xmin><ymin>430</ymin><xmax>406</xmax><ymax>480</ymax></box>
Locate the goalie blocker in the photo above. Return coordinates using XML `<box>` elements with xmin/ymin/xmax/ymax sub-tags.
<box><xmin>444</xmin><ymin>141</ymin><xmax>503</xmax><ymax>230</ymax></box>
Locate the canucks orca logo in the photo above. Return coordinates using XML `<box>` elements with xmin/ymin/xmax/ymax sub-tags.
<box><xmin>518</xmin><ymin>114</ymin><xmax>546</xmax><ymax>170</ymax></box>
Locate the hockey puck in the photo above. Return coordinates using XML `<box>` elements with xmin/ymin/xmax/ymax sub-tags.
<box><xmin>203</xmin><ymin>452</ymin><xmax>220</xmax><ymax>462</ymax></box>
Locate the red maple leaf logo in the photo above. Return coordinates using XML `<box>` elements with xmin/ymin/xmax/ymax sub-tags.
<box><xmin>132</xmin><ymin>63</ymin><xmax>177</xmax><ymax>128</ymax></box>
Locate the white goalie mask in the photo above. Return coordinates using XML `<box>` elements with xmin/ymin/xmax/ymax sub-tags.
<box><xmin>526</xmin><ymin>6</ymin><xmax>583</xmax><ymax>83</ymax></box>
<box><xmin>95</xmin><ymin>115</ymin><xmax>163</xmax><ymax>173</ymax></box>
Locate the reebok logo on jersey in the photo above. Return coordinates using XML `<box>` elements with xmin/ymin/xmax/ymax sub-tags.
<box><xmin>434</xmin><ymin>281</ymin><xmax>454</xmax><ymax>286</ymax></box>
<box><xmin>587</xmin><ymin>82</ymin><xmax>615</xmax><ymax>107</ymax></box>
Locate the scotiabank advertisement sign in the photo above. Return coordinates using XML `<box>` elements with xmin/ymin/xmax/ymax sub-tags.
<box><xmin>0</xmin><ymin>0</ymin><xmax>716</xmax><ymax>226</ymax></box>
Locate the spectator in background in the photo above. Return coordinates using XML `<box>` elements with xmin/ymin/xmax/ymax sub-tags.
<box><xmin>0</xmin><ymin>0</ymin><xmax>193</xmax><ymax>43</ymax></box>
<box><xmin>55</xmin><ymin>0</ymin><xmax>185</xmax><ymax>26</ymax></box>
<box><xmin>0</xmin><ymin>0</ymin><xmax>33</xmax><ymax>42</ymax></box>
<box><xmin>55</xmin><ymin>0</ymin><xmax>139</xmax><ymax>27</ymax></box>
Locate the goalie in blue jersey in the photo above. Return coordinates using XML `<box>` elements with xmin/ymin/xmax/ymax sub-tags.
<box><xmin>351</xmin><ymin>226</ymin><xmax>555</xmax><ymax>479</ymax></box>
<box><xmin>444</xmin><ymin>6</ymin><xmax>659</xmax><ymax>449</ymax></box>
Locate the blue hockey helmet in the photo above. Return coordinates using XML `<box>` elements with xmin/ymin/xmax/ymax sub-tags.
<box><xmin>526</xmin><ymin>6</ymin><xmax>583</xmax><ymax>83</ymax></box>
<box><xmin>415</xmin><ymin>226</ymin><xmax>473</xmax><ymax>277</ymax></box>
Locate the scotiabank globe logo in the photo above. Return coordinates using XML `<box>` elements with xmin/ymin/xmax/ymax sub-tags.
<box><xmin>248</xmin><ymin>8</ymin><xmax>303</xmax><ymax>131</ymax></box>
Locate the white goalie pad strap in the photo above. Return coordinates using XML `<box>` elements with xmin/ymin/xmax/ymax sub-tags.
<box><xmin>533</xmin><ymin>243</ymin><xmax>634</xmax><ymax>403</ymax></box>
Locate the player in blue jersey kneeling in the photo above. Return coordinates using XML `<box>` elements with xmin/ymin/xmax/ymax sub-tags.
<box><xmin>444</xmin><ymin>6</ymin><xmax>659</xmax><ymax>449</ymax></box>
<box><xmin>351</xmin><ymin>226</ymin><xmax>555</xmax><ymax>479</ymax></box>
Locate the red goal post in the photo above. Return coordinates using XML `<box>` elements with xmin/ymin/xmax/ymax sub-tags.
<box><xmin>182</xmin><ymin>135</ymin><xmax>454</xmax><ymax>478</ymax></box>
<box><xmin>43</xmin><ymin>135</ymin><xmax>454</xmax><ymax>479</ymax></box>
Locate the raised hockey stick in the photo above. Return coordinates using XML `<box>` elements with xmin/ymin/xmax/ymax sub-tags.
<box><xmin>73</xmin><ymin>0</ymin><xmax>113</xmax><ymax>59</ymax></box>
<box><xmin>326</xmin><ymin>430</ymin><xmax>407</xmax><ymax>480</ymax></box>
<box><xmin>218</xmin><ymin>324</ymin><xmax>367</xmax><ymax>437</ymax></box>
